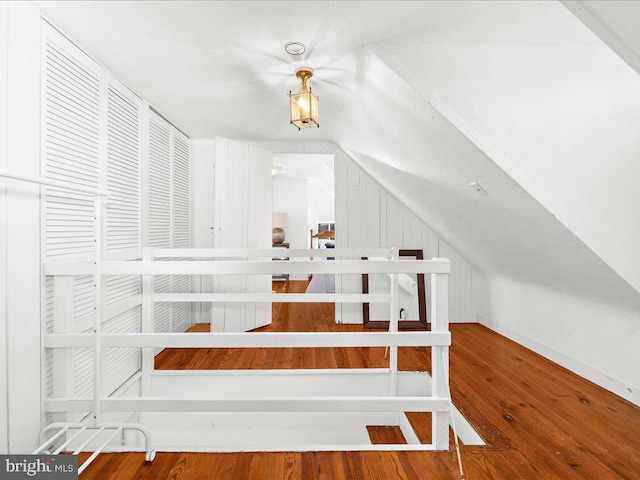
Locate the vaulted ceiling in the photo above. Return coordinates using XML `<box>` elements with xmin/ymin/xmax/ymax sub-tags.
<box><xmin>33</xmin><ymin>1</ymin><xmax>640</xmax><ymax>310</ymax></box>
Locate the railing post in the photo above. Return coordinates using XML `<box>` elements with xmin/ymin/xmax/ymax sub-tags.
<box><xmin>92</xmin><ymin>196</ymin><xmax>103</xmax><ymax>427</ymax></box>
<box><xmin>431</xmin><ymin>258</ymin><xmax>450</xmax><ymax>450</ymax></box>
<box><xmin>389</xmin><ymin>247</ymin><xmax>399</xmax><ymax>395</ymax></box>
<box><xmin>141</xmin><ymin>247</ymin><xmax>154</xmax><ymax>396</ymax></box>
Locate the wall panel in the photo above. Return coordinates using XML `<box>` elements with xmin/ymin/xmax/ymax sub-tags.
<box><xmin>210</xmin><ymin>137</ymin><xmax>271</xmax><ymax>332</ymax></box>
<box><xmin>338</xmin><ymin>155</ymin><xmax>480</xmax><ymax>324</ymax></box>
<box><xmin>248</xmin><ymin>141</ymin><xmax>481</xmax><ymax>325</ymax></box>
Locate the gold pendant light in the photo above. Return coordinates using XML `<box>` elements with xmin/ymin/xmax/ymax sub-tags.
<box><xmin>289</xmin><ymin>67</ymin><xmax>319</xmax><ymax>130</ymax></box>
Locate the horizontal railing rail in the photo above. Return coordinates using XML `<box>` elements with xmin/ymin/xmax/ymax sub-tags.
<box><xmin>44</xmin><ymin>397</ymin><xmax>451</xmax><ymax>414</ymax></box>
<box><xmin>153</xmin><ymin>292</ymin><xmax>391</xmax><ymax>303</ymax></box>
<box><xmin>43</xmin><ymin>331</ymin><xmax>452</xmax><ymax>349</ymax></box>
<box><xmin>150</xmin><ymin>247</ymin><xmax>395</xmax><ymax>258</ymax></box>
<box><xmin>44</xmin><ymin>258</ymin><xmax>450</xmax><ymax>276</ymax></box>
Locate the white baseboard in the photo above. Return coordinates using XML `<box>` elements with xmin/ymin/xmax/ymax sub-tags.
<box><xmin>479</xmin><ymin>316</ymin><xmax>640</xmax><ymax>406</ymax></box>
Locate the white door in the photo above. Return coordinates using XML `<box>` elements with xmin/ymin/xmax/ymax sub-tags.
<box><xmin>211</xmin><ymin>137</ymin><xmax>272</xmax><ymax>331</ymax></box>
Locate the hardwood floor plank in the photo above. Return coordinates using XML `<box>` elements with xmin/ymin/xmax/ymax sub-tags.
<box><xmin>245</xmin><ymin>453</ymin><xmax>269</xmax><ymax>480</ymax></box>
<box><xmin>376</xmin><ymin>451</ymin><xmax>411</xmax><ymax>480</ymax></box>
<box><xmin>230</xmin><ymin>452</ymin><xmax>253</xmax><ymax>480</ymax></box>
<box><xmin>341</xmin><ymin>451</ymin><xmax>365</xmax><ymax>480</ymax></box>
<box><xmin>263</xmin><ymin>452</ymin><xmax>286</xmax><ymax>480</ymax></box>
<box><xmin>191</xmin><ymin>451</ymin><xmax>221</xmax><ymax>480</ymax></box>
<box><xmin>366</xmin><ymin>425</ymin><xmax>407</xmax><ymax>445</ymax></box>
<box><xmin>211</xmin><ymin>453</ymin><xmax>239</xmax><ymax>480</ymax></box>
<box><xmin>282</xmin><ymin>451</ymin><xmax>302</xmax><ymax>480</ymax></box>
<box><xmin>317</xmin><ymin>452</ymin><xmax>348</xmax><ymax>480</ymax></box>
<box><xmin>360</xmin><ymin>451</ymin><xmax>392</xmax><ymax>480</ymax></box>
<box><xmin>301</xmin><ymin>452</ymin><xmax>320</xmax><ymax>480</ymax></box>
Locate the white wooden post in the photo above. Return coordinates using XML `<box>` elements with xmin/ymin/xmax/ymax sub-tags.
<box><xmin>141</xmin><ymin>248</ymin><xmax>154</xmax><ymax>396</ymax></box>
<box><xmin>92</xmin><ymin>196</ymin><xmax>103</xmax><ymax>426</ymax></box>
<box><xmin>389</xmin><ymin>247</ymin><xmax>399</xmax><ymax>395</ymax></box>
<box><xmin>52</xmin><ymin>276</ymin><xmax>75</xmax><ymax>424</ymax></box>
<box><xmin>431</xmin><ymin>260</ymin><xmax>449</xmax><ymax>450</ymax></box>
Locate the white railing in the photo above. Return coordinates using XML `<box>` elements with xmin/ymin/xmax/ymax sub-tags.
<box><xmin>41</xmin><ymin>247</ymin><xmax>451</xmax><ymax>456</ymax></box>
<box><xmin>1</xmin><ymin>170</ymin><xmax>452</xmax><ymax>462</ymax></box>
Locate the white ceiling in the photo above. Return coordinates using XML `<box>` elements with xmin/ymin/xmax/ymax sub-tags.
<box><xmin>33</xmin><ymin>0</ymin><xmax>431</xmax><ymax>139</ymax></box>
<box><xmin>34</xmin><ymin>0</ymin><xmax>598</xmax><ymax>141</ymax></box>
<box><xmin>31</xmin><ymin>0</ymin><xmax>640</xmax><ymax>308</ymax></box>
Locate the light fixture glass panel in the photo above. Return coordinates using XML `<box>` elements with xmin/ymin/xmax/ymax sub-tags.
<box><xmin>289</xmin><ymin>90</ymin><xmax>319</xmax><ymax>130</ymax></box>
<box><xmin>310</xmin><ymin>91</ymin><xmax>319</xmax><ymax>125</ymax></box>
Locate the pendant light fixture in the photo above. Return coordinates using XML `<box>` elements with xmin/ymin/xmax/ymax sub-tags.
<box><xmin>289</xmin><ymin>67</ymin><xmax>319</xmax><ymax>130</ymax></box>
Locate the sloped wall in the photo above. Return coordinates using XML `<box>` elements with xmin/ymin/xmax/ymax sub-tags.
<box><xmin>360</xmin><ymin>4</ymin><xmax>640</xmax><ymax>403</ymax></box>
<box><xmin>336</xmin><ymin>153</ymin><xmax>487</xmax><ymax>324</ymax></box>
<box><xmin>251</xmin><ymin>140</ymin><xmax>488</xmax><ymax>325</ymax></box>
<box><xmin>376</xmin><ymin>38</ymin><xmax>640</xmax><ymax>297</ymax></box>
<box><xmin>327</xmin><ymin>45</ymin><xmax>640</xmax><ymax>403</ymax></box>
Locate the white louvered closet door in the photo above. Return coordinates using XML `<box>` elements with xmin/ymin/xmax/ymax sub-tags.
<box><xmin>171</xmin><ymin>130</ymin><xmax>191</xmax><ymax>333</ymax></box>
<box><xmin>44</xmin><ymin>24</ymin><xmax>145</xmax><ymax>407</ymax></box>
<box><xmin>104</xmin><ymin>76</ymin><xmax>142</xmax><ymax>394</ymax></box>
<box><xmin>147</xmin><ymin>111</ymin><xmax>172</xmax><ymax>334</ymax></box>
<box><xmin>43</xmin><ymin>26</ymin><xmax>102</xmax><ymax>402</ymax></box>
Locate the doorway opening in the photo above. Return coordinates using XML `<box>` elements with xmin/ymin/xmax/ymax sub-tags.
<box><xmin>271</xmin><ymin>153</ymin><xmax>335</xmax><ymax>286</ymax></box>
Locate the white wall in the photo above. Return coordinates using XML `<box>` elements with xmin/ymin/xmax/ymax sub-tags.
<box><xmin>307</xmin><ymin>182</ymin><xmax>334</xmax><ymax>238</ymax></box>
<box><xmin>273</xmin><ymin>177</ymin><xmax>309</xmax><ymax>281</ymax></box>
<box><xmin>191</xmin><ymin>139</ymin><xmax>216</xmax><ymax>323</ymax></box>
<box><xmin>338</xmin><ymin>154</ymin><xmax>485</xmax><ymax>324</ymax></box>
<box><xmin>209</xmin><ymin>137</ymin><xmax>272</xmax><ymax>331</ymax></box>
<box><xmin>251</xmin><ymin>141</ymin><xmax>484</xmax><ymax>325</ymax></box>
<box><xmin>0</xmin><ymin>0</ymin><xmax>9</xmax><ymax>455</ymax></box>
<box><xmin>484</xmin><ymin>276</ymin><xmax>640</xmax><ymax>405</ymax></box>
<box><xmin>192</xmin><ymin>139</ymin><xmax>216</xmax><ymax>249</ymax></box>
<box><xmin>270</xmin><ymin>152</ymin><xmax>335</xmax><ymax>247</ymax></box>
<box><xmin>381</xmin><ymin>39</ymin><xmax>640</xmax><ymax>296</ymax></box>
<box><xmin>1</xmin><ymin>1</ymin><xmax>42</xmax><ymax>453</ymax></box>
<box><xmin>315</xmin><ymin>45</ymin><xmax>640</xmax><ymax>402</ymax></box>
<box><xmin>273</xmin><ymin>177</ymin><xmax>309</xmax><ymax>249</ymax></box>
<box><xmin>366</xmin><ymin>8</ymin><xmax>640</xmax><ymax>404</ymax></box>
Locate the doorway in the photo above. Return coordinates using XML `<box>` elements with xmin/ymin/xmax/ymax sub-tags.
<box><xmin>271</xmin><ymin>154</ymin><xmax>335</xmax><ymax>285</ymax></box>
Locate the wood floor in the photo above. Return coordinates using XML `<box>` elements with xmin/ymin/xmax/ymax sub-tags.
<box><xmin>82</xmin><ymin>281</ymin><xmax>640</xmax><ymax>479</ymax></box>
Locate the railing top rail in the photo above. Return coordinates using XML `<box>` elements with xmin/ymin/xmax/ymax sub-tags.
<box><xmin>149</xmin><ymin>247</ymin><xmax>394</xmax><ymax>258</ymax></box>
<box><xmin>44</xmin><ymin>331</ymin><xmax>452</xmax><ymax>349</ymax></box>
<box><xmin>44</xmin><ymin>258</ymin><xmax>451</xmax><ymax>276</ymax></box>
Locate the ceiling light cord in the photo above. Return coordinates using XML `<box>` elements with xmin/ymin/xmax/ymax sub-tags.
<box><xmin>442</xmin><ymin>349</ymin><xmax>465</xmax><ymax>480</ymax></box>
